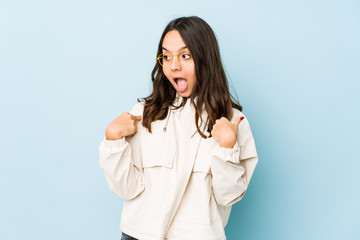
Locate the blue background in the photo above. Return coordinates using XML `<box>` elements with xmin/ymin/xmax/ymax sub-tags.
<box><xmin>1</xmin><ymin>0</ymin><xmax>359</xmax><ymax>239</ymax></box>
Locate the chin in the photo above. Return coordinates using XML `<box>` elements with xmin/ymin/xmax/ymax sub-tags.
<box><xmin>178</xmin><ymin>91</ymin><xmax>191</xmax><ymax>97</ymax></box>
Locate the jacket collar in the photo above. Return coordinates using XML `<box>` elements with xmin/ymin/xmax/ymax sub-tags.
<box><xmin>170</xmin><ymin>92</ymin><xmax>200</xmax><ymax>116</ymax></box>
<box><xmin>163</xmin><ymin>92</ymin><xmax>208</xmax><ymax>137</ymax></box>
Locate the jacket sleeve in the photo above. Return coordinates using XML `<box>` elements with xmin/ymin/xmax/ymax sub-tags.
<box><xmin>99</xmin><ymin>102</ymin><xmax>145</xmax><ymax>200</ymax></box>
<box><xmin>210</xmin><ymin>114</ymin><xmax>258</xmax><ymax>206</ymax></box>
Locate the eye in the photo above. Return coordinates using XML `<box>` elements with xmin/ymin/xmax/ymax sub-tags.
<box><xmin>163</xmin><ymin>53</ymin><xmax>171</xmax><ymax>61</ymax></box>
<box><xmin>181</xmin><ymin>53</ymin><xmax>191</xmax><ymax>60</ymax></box>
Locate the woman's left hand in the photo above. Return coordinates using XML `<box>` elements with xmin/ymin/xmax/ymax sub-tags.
<box><xmin>211</xmin><ymin>116</ymin><xmax>244</xmax><ymax>148</ymax></box>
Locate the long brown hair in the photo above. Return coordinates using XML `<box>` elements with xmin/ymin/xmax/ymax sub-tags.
<box><xmin>138</xmin><ymin>16</ymin><xmax>242</xmax><ymax>138</ymax></box>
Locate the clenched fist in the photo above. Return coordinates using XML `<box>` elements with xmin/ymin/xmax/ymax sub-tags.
<box><xmin>211</xmin><ymin>116</ymin><xmax>244</xmax><ymax>148</ymax></box>
<box><xmin>105</xmin><ymin>112</ymin><xmax>142</xmax><ymax>140</ymax></box>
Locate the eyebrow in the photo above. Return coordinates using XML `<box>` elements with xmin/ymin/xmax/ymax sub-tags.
<box><xmin>162</xmin><ymin>46</ymin><xmax>188</xmax><ymax>52</ymax></box>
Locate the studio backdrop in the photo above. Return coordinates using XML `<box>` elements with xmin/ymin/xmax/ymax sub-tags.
<box><xmin>0</xmin><ymin>0</ymin><xmax>359</xmax><ymax>239</ymax></box>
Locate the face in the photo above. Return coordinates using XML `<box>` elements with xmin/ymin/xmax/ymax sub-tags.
<box><xmin>161</xmin><ymin>30</ymin><xmax>197</xmax><ymax>98</ymax></box>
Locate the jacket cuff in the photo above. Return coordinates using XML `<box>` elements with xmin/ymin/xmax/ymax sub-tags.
<box><xmin>101</xmin><ymin>136</ymin><xmax>127</xmax><ymax>150</ymax></box>
<box><xmin>211</xmin><ymin>142</ymin><xmax>241</xmax><ymax>164</ymax></box>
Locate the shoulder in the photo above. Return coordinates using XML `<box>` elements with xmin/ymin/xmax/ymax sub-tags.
<box><xmin>129</xmin><ymin>100</ymin><xmax>145</xmax><ymax>116</ymax></box>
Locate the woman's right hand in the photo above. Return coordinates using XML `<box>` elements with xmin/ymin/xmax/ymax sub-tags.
<box><xmin>105</xmin><ymin>112</ymin><xmax>142</xmax><ymax>140</ymax></box>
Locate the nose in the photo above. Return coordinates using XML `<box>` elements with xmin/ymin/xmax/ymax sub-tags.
<box><xmin>170</xmin><ymin>56</ymin><xmax>181</xmax><ymax>71</ymax></box>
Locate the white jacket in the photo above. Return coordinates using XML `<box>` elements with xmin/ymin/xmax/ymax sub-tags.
<box><xmin>99</xmin><ymin>94</ymin><xmax>258</xmax><ymax>240</ymax></box>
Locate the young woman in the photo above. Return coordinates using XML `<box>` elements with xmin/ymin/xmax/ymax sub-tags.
<box><xmin>99</xmin><ymin>16</ymin><xmax>258</xmax><ymax>240</ymax></box>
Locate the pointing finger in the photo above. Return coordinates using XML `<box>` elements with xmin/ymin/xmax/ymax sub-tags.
<box><xmin>131</xmin><ymin>115</ymin><xmax>142</xmax><ymax>121</ymax></box>
<box><xmin>233</xmin><ymin>116</ymin><xmax>244</xmax><ymax>129</ymax></box>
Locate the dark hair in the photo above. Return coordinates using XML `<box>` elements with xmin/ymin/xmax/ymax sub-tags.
<box><xmin>139</xmin><ymin>16</ymin><xmax>242</xmax><ymax>138</ymax></box>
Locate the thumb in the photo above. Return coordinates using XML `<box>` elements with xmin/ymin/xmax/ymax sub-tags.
<box><xmin>233</xmin><ymin>116</ymin><xmax>244</xmax><ymax>130</ymax></box>
<box><xmin>130</xmin><ymin>114</ymin><xmax>142</xmax><ymax>121</ymax></box>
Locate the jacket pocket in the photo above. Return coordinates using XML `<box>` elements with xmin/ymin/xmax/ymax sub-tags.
<box><xmin>141</xmin><ymin>147</ymin><xmax>175</xmax><ymax>169</ymax></box>
<box><xmin>140</xmin><ymin>128</ymin><xmax>176</xmax><ymax>169</ymax></box>
<box><xmin>136</xmin><ymin>147</ymin><xmax>176</xmax><ymax>218</ymax></box>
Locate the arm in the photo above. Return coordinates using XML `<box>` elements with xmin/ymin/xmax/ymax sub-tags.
<box><xmin>210</xmin><ymin>116</ymin><xmax>258</xmax><ymax>206</ymax></box>
<box><xmin>99</xmin><ymin>102</ymin><xmax>145</xmax><ymax>200</ymax></box>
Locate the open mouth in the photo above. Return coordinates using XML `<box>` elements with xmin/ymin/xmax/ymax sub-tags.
<box><xmin>174</xmin><ymin>78</ymin><xmax>188</xmax><ymax>92</ymax></box>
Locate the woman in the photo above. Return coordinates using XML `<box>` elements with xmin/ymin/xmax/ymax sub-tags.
<box><xmin>99</xmin><ymin>16</ymin><xmax>258</xmax><ymax>240</ymax></box>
